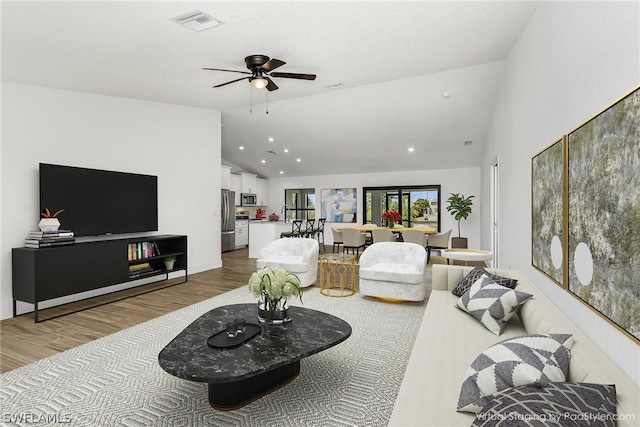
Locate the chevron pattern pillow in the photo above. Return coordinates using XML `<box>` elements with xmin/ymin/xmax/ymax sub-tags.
<box><xmin>456</xmin><ymin>276</ymin><xmax>533</xmax><ymax>335</ymax></box>
<box><xmin>457</xmin><ymin>334</ymin><xmax>574</xmax><ymax>413</ymax></box>
<box><xmin>472</xmin><ymin>382</ymin><xmax>617</xmax><ymax>426</ymax></box>
<box><xmin>452</xmin><ymin>266</ymin><xmax>519</xmax><ymax>297</ymax></box>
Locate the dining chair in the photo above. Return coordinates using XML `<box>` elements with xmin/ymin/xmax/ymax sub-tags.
<box><xmin>280</xmin><ymin>219</ymin><xmax>303</xmax><ymax>238</ymax></box>
<box><xmin>361</xmin><ymin>223</ymin><xmax>377</xmax><ymax>245</ymax></box>
<box><xmin>313</xmin><ymin>218</ymin><xmax>326</xmax><ymax>249</ymax></box>
<box><xmin>341</xmin><ymin>228</ymin><xmax>367</xmax><ymax>258</ymax></box>
<box><xmin>371</xmin><ymin>228</ymin><xmax>396</xmax><ymax>243</ymax></box>
<box><xmin>402</xmin><ymin>229</ymin><xmax>428</xmax><ymax>248</ymax></box>
<box><xmin>302</xmin><ymin>219</ymin><xmax>315</xmax><ymax>238</ymax></box>
<box><xmin>331</xmin><ymin>227</ymin><xmax>343</xmax><ymax>253</ymax></box>
<box><xmin>425</xmin><ymin>228</ymin><xmax>452</xmax><ymax>263</ymax></box>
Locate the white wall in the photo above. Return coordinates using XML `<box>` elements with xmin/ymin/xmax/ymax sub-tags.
<box><xmin>266</xmin><ymin>167</ymin><xmax>482</xmax><ymax>247</ymax></box>
<box><xmin>482</xmin><ymin>2</ymin><xmax>640</xmax><ymax>385</ymax></box>
<box><xmin>1</xmin><ymin>83</ymin><xmax>222</xmax><ymax>319</ymax></box>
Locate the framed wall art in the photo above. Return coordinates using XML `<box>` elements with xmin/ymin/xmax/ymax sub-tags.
<box><xmin>531</xmin><ymin>138</ymin><xmax>565</xmax><ymax>286</ymax></box>
<box><xmin>567</xmin><ymin>85</ymin><xmax>639</xmax><ymax>342</ymax></box>
<box><xmin>321</xmin><ymin>188</ymin><xmax>357</xmax><ymax>223</ymax></box>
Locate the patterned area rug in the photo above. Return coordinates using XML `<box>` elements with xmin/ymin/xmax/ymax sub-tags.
<box><xmin>1</xmin><ymin>279</ymin><xmax>430</xmax><ymax>426</ymax></box>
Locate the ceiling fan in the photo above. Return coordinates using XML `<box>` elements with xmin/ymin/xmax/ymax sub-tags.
<box><xmin>203</xmin><ymin>55</ymin><xmax>316</xmax><ymax>92</ymax></box>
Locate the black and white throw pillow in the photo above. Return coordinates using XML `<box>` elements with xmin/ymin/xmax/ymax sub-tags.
<box><xmin>452</xmin><ymin>266</ymin><xmax>518</xmax><ymax>297</ymax></box>
<box><xmin>456</xmin><ymin>276</ymin><xmax>533</xmax><ymax>335</ymax></box>
<box><xmin>472</xmin><ymin>382</ymin><xmax>617</xmax><ymax>427</ymax></box>
<box><xmin>457</xmin><ymin>334</ymin><xmax>574</xmax><ymax>413</ymax></box>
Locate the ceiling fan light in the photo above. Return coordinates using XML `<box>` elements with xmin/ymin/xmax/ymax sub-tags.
<box><xmin>250</xmin><ymin>77</ymin><xmax>268</xmax><ymax>89</ymax></box>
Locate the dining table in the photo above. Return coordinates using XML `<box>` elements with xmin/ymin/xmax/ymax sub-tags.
<box><xmin>337</xmin><ymin>225</ymin><xmax>437</xmax><ymax>234</ymax></box>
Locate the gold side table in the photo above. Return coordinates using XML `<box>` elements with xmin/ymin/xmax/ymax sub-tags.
<box><xmin>319</xmin><ymin>253</ymin><xmax>356</xmax><ymax>297</ymax></box>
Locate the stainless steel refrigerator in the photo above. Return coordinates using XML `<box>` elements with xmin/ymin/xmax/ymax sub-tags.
<box><xmin>221</xmin><ymin>190</ymin><xmax>235</xmax><ymax>252</ymax></box>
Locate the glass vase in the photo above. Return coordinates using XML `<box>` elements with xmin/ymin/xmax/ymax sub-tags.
<box><xmin>387</xmin><ymin>219</ymin><xmax>395</xmax><ymax>228</ymax></box>
<box><xmin>257</xmin><ymin>296</ymin><xmax>290</xmax><ymax>324</ymax></box>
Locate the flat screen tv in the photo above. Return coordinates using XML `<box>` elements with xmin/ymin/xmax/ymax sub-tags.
<box><xmin>39</xmin><ymin>163</ymin><xmax>158</xmax><ymax>237</ymax></box>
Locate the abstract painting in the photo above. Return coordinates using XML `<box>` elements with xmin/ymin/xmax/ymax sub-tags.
<box><xmin>321</xmin><ymin>188</ymin><xmax>357</xmax><ymax>223</ymax></box>
<box><xmin>567</xmin><ymin>86</ymin><xmax>640</xmax><ymax>342</ymax></box>
<box><xmin>531</xmin><ymin>138</ymin><xmax>564</xmax><ymax>286</ymax></box>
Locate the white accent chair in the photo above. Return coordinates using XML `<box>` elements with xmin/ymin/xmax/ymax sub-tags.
<box><xmin>256</xmin><ymin>238</ymin><xmax>319</xmax><ymax>287</ymax></box>
<box><xmin>426</xmin><ymin>228</ymin><xmax>452</xmax><ymax>264</ymax></box>
<box><xmin>358</xmin><ymin>242</ymin><xmax>428</xmax><ymax>301</ymax></box>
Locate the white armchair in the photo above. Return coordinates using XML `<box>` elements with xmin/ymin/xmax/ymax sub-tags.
<box><xmin>256</xmin><ymin>238</ymin><xmax>319</xmax><ymax>287</ymax></box>
<box><xmin>358</xmin><ymin>242</ymin><xmax>428</xmax><ymax>301</ymax></box>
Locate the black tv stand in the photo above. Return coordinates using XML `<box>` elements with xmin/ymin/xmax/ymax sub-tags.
<box><xmin>12</xmin><ymin>234</ymin><xmax>187</xmax><ymax>323</ymax></box>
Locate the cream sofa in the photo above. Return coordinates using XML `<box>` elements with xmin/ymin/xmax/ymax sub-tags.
<box><xmin>389</xmin><ymin>264</ymin><xmax>640</xmax><ymax>427</ymax></box>
<box><xmin>256</xmin><ymin>238</ymin><xmax>319</xmax><ymax>287</ymax></box>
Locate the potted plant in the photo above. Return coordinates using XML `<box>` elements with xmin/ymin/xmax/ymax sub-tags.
<box><xmin>39</xmin><ymin>208</ymin><xmax>65</xmax><ymax>232</ymax></box>
<box><xmin>164</xmin><ymin>256</ymin><xmax>177</xmax><ymax>270</ymax></box>
<box><xmin>249</xmin><ymin>267</ymin><xmax>302</xmax><ymax>324</ymax></box>
<box><xmin>446</xmin><ymin>193</ymin><xmax>474</xmax><ymax>248</ymax></box>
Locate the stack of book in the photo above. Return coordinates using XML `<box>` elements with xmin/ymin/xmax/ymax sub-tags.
<box><xmin>129</xmin><ymin>262</ymin><xmax>154</xmax><ymax>278</ymax></box>
<box><xmin>25</xmin><ymin>230</ymin><xmax>75</xmax><ymax>248</ymax></box>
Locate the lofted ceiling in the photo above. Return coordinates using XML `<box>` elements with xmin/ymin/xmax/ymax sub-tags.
<box><xmin>1</xmin><ymin>1</ymin><xmax>538</xmax><ymax>178</ymax></box>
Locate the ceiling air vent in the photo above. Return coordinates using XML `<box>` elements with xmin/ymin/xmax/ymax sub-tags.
<box><xmin>171</xmin><ymin>9</ymin><xmax>222</xmax><ymax>32</ymax></box>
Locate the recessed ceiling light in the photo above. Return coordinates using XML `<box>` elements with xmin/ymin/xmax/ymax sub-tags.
<box><xmin>408</xmin><ymin>147</ymin><xmax>415</xmax><ymax>152</ymax></box>
<box><xmin>279</xmin><ymin>171</ymin><xmax>284</xmax><ymax>175</ymax></box>
<box><xmin>296</xmin><ymin>158</ymin><xmax>302</xmax><ymax>162</ymax></box>
<box><xmin>261</xmin><ymin>159</ymin><xmax>266</xmax><ymax>164</ymax></box>
<box><xmin>238</xmin><ymin>146</ymin><xmax>245</xmax><ymax>150</ymax></box>
<box><xmin>442</xmin><ymin>92</ymin><xmax>451</xmax><ymax>98</ymax></box>
<box><xmin>268</xmin><ymin>137</ymin><xmax>274</xmax><ymax>142</ymax></box>
<box><xmin>283</xmin><ymin>148</ymin><xmax>289</xmax><ymax>153</ymax></box>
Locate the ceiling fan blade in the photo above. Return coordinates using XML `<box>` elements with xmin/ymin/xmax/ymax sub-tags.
<box><xmin>213</xmin><ymin>76</ymin><xmax>250</xmax><ymax>88</ymax></box>
<box><xmin>270</xmin><ymin>72</ymin><xmax>316</xmax><ymax>81</ymax></box>
<box><xmin>261</xmin><ymin>58</ymin><xmax>286</xmax><ymax>72</ymax></box>
<box><xmin>266</xmin><ymin>78</ymin><xmax>279</xmax><ymax>92</ymax></box>
<box><xmin>202</xmin><ymin>67</ymin><xmax>251</xmax><ymax>75</ymax></box>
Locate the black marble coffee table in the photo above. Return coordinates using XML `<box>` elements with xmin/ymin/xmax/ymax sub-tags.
<box><xmin>158</xmin><ymin>303</ymin><xmax>351</xmax><ymax>410</ymax></box>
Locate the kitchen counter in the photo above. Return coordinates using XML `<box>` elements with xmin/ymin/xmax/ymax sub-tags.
<box><xmin>248</xmin><ymin>221</ymin><xmax>294</xmax><ymax>258</ymax></box>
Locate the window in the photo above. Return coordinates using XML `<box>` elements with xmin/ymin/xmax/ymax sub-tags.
<box><xmin>284</xmin><ymin>188</ymin><xmax>315</xmax><ymax>220</ymax></box>
<box><xmin>364</xmin><ymin>185</ymin><xmax>441</xmax><ymax>230</ymax></box>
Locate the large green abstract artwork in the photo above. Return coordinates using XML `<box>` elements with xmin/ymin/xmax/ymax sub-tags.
<box><xmin>531</xmin><ymin>139</ymin><xmax>564</xmax><ymax>286</ymax></box>
<box><xmin>567</xmin><ymin>86</ymin><xmax>639</xmax><ymax>342</ymax></box>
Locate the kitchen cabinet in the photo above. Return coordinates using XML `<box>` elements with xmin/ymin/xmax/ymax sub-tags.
<box><xmin>240</xmin><ymin>172</ymin><xmax>257</xmax><ymax>194</ymax></box>
<box><xmin>256</xmin><ymin>178</ymin><xmax>269</xmax><ymax>206</ymax></box>
<box><xmin>230</xmin><ymin>174</ymin><xmax>242</xmax><ymax>206</ymax></box>
<box><xmin>221</xmin><ymin>166</ymin><xmax>232</xmax><ymax>190</ymax></box>
<box><xmin>235</xmin><ymin>220</ymin><xmax>249</xmax><ymax>248</ymax></box>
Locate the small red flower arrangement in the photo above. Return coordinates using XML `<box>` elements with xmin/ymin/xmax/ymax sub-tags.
<box><xmin>268</xmin><ymin>212</ymin><xmax>280</xmax><ymax>221</ymax></box>
<box><xmin>381</xmin><ymin>210</ymin><xmax>401</xmax><ymax>222</ymax></box>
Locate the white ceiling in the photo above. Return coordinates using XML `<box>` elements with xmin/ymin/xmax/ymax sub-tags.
<box><xmin>2</xmin><ymin>1</ymin><xmax>538</xmax><ymax>178</ymax></box>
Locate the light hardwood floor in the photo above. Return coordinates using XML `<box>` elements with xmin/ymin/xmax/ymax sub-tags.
<box><xmin>0</xmin><ymin>248</ymin><xmax>255</xmax><ymax>374</ymax></box>
<box><xmin>1</xmin><ymin>246</ymin><xmax>448</xmax><ymax>374</ymax></box>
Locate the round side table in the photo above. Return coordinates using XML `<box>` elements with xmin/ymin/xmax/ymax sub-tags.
<box><xmin>319</xmin><ymin>253</ymin><xmax>356</xmax><ymax>297</ymax></box>
<box><xmin>442</xmin><ymin>249</ymin><xmax>493</xmax><ymax>266</ymax></box>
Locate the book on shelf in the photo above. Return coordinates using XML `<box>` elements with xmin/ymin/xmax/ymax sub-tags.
<box><xmin>129</xmin><ymin>262</ymin><xmax>156</xmax><ymax>277</ymax></box>
<box><xmin>25</xmin><ymin>239</ymin><xmax>76</xmax><ymax>248</ymax></box>
<box><xmin>25</xmin><ymin>237</ymin><xmax>76</xmax><ymax>244</ymax></box>
<box><xmin>28</xmin><ymin>230</ymin><xmax>74</xmax><ymax>238</ymax></box>
<box><xmin>127</xmin><ymin>242</ymin><xmax>158</xmax><ymax>261</ymax></box>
